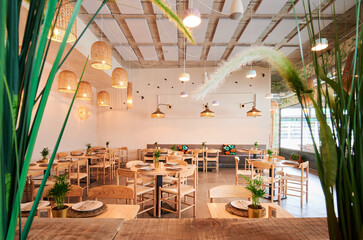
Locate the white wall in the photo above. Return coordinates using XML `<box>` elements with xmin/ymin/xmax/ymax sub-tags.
<box><xmin>97</xmin><ymin>66</ymin><xmax>271</xmax><ymax>159</ymax></box>
<box><xmin>32</xmin><ymin>63</ymin><xmax>97</xmax><ymax>161</ymax></box>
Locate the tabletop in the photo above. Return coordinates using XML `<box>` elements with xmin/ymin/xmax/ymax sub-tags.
<box><xmin>207</xmin><ymin>202</ymin><xmax>294</xmax><ymax>219</ymax></box>
<box><xmin>134</xmin><ymin>164</ymin><xmax>195</xmax><ymax>176</ymax></box>
<box><xmin>28</xmin><ymin>160</ymin><xmax>70</xmax><ymax>171</ymax></box>
<box><xmin>67</xmin><ymin>203</ymin><xmax>139</xmax><ymax>220</ymax></box>
<box><xmin>249</xmin><ymin>159</ymin><xmax>300</xmax><ymax>168</ymax></box>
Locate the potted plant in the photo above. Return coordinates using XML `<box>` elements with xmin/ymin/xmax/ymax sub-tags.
<box><xmin>242</xmin><ymin>175</ymin><xmax>266</xmax><ymax>218</ymax></box>
<box><xmin>40</xmin><ymin>147</ymin><xmax>50</xmax><ymax>163</ymax></box>
<box><xmin>153</xmin><ymin>150</ymin><xmax>161</xmax><ymax>168</ymax></box>
<box><xmin>106</xmin><ymin>141</ymin><xmax>110</xmax><ymax>150</ymax></box>
<box><xmin>267</xmin><ymin>149</ymin><xmax>274</xmax><ymax>162</ymax></box>
<box><xmin>254</xmin><ymin>142</ymin><xmax>258</xmax><ymax>150</ymax></box>
<box><xmin>202</xmin><ymin>141</ymin><xmax>206</xmax><ymax>151</ymax></box>
<box><xmin>86</xmin><ymin>143</ymin><xmax>92</xmax><ymax>155</ymax></box>
<box><xmin>48</xmin><ymin>174</ymin><xmax>71</xmax><ymax>218</ymax></box>
<box><xmin>154</xmin><ymin>141</ymin><xmax>158</xmax><ymax>149</ymax></box>
<box><xmin>171</xmin><ymin>145</ymin><xmax>177</xmax><ymax>155</ymax></box>
<box><xmin>290</xmin><ymin>152</ymin><xmax>302</xmax><ymax>164</ymax></box>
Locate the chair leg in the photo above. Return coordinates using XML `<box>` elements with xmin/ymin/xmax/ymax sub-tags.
<box><xmin>300</xmin><ymin>181</ymin><xmax>303</xmax><ymax>207</ymax></box>
<box><xmin>216</xmin><ymin>161</ymin><xmax>219</xmax><ymax>173</ymax></box>
<box><xmin>153</xmin><ymin>188</ymin><xmax>156</xmax><ymax>217</ymax></box>
<box><xmin>193</xmin><ymin>191</ymin><xmax>196</xmax><ymax>217</ymax></box>
<box><xmin>103</xmin><ymin>167</ymin><xmax>106</xmax><ymax>184</ymax></box>
<box><xmin>306</xmin><ymin>180</ymin><xmax>309</xmax><ymax>202</ymax></box>
<box><xmin>270</xmin><ymin>183</ymin><xmax>274</xmax><ymax>203</ymax></box>
<box><xmin>278</xmin><ymin>180</ymin><xmax>281</xmax><ymax>202</ymax></box>
<box><xmin>158</xmin><ymin>189</ymin><xmax>162</xmax><ymax>218</ymax></box>
<box><xmin>178</xmin><ymin>195</ymin><xmax>181</xmax><ymax>219</ymax></box>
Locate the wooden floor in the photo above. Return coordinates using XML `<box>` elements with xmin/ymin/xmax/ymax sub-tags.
<box><xmin>86</xmin><ymin>167</ymin><xmax>327</xmax><ymax>219</ymax></box>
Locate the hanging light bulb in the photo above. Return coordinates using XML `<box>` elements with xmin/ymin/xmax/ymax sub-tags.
<box><xmin>211</xmin><ymin>100</ymin><xmax>219</xmax><ymax>106</ymax></box>
<box><xmin>230</xmin><ymin>0</ymin><xmax>244</xmax><ymax>20</ymax></box>
<box><xmin>180</xmin><ymin>91</ymin><xmax>189</xmax><ymax>97</ymax></box>
<box><xmin>200</xmin><ymin>104</ymin><xmax>215</xmax><ymax>117</ymax></box>
<box><xmin>183</xmin><ymin>8</ymin><xmax>201</xmax><ymax>28</ymax></box>
<box><xmin>311</xmin><ymin>38</ymin><xmax>328</xmax><ymax>51</ymax></box>
<box><xmin>246</xmin><ymin>69</ymin><xmax>257</xmax><ymax>79</ymax></box>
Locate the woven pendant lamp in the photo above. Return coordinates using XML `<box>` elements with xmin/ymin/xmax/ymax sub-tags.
<box><xmin>58</xmin><ymin>70</ymin><xmax>77</xmax><ymax>93</ymax></box>
<box><xmin>111</xmin><ymin>67</ymin><xmax>128</xmax><ymax>89</ymax></box>
<box><xmin>76</xmin><ymin>81</ymin><xmax>92</xmax><ymax>100</ymax></box>
<box><xmin>78</xmin><ymin>106</ymin><xmax>90</xmax><ymax>120</ymax></box>
<box><xmin>49</xmin><ymin>0</ymin><xmax>77</xmax><ymax>42</ymax></box>
<box><xmin>97</xmin><ymin>91</ymin><xmax>110</xmax><ymax>107</ymax></box>
<box><xmin>91</xmin><ymin>41</ymin><xmax>112</xmax><ymax>70</ymax></box>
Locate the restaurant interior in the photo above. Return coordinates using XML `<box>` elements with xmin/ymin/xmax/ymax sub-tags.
<box><xmin>1</xmin><ymin>0</ymin><xmax>361</xmax><ymax>239</ymax></box>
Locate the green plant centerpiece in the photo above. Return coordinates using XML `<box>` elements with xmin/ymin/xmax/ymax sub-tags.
<box><xmin>47</xmin><ymin>174</ymin><xmax>71</xmax><ymax>218</ymax></box>
<box><xmin>254</xmin><ymin>142</ymin><xmax>258</xmax><ymax>150</ymax></box>
<box><xmin>290</xmin><ymin>152</ymin><xmax>302</xmax><ymax>163</ymax></box>
<box><xmin>242</xmin><ymin>175</ymin><xmax>266</xmax><ymax>218</ymax></box>
<box><xmin>171</xmin><ymin>144</ymin><xmax>177</xmax><ymax>155</ymax></box>
<box><xmin>267</xmin><ymin>149</ymin><xmax>274</xmax><ymax>162</ymax></box>
<box><xmin>202</xmin><ymin>141</ymin><xmax>206</xmax><ymax>150</ymax></box>
<box><xmin>106</xmin><ymin>141</ymin><xmax>110</xmax><ymax>150</ymax></box>
<box><xmin>86</xmin><ymin>143</ymin><xmax>92</xmax><ymax>155</ymax></box>
<box><xmin>40</xmin><ymin>147</ymin><xmax>50</xmax><ymax>163</ymax></box>
<box><xmin>153</xmin><ymin>150</ymin><xmax>161</xmax><ymax>168</ymax></box>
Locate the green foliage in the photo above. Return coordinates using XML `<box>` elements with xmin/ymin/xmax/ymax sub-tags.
<box><xmin>254</xmin><ymin>142</ymin><xmax>258</xmax><ymax>148</ymax></box>
<box><xmin>153</xmin><ymin>150</ymin><xmax>161</xmax><ymax>162</ymax></box>
<box><xmin>202</xmin><ymin>141</ymin><xmax>206</xmax><ymax>147</ymax></box>
<box><xmin>171</xmin><ymin>144</ymin><xmax>176</xmax><ymax>151</ymax></box>
<box><xmin>86</xmin><ymin>143</ymin><xmax>91</xmax><ymax>149</ymax></box>
<box><xmin>106</xmin><ymin>141</ymin><xmax>109</xmax><ymax>147</ymax></box>
<box><xmin>241</xmin><ymin>175</ymin><xmax>266</xmax><ymax>208</ymax></box>
<box><xmin>41</xmin><ymin>147</ymin><xmax>50</xmax><ymax>158</ymax></box>
<box><xmin>47</xmin><ymin>174</ymin><xmax>71</xmax><ymax>210</ymax></box>
<box><xmin>267</xmin><ymin>149</ymin><xmax>273</xmax><ymax>158</ymax></box>
<box><xmin>290</xmin><ymin>152</ymin><xmax>301</xmax><ymax>161</ymax></box>
<box><xmin>154</xmin><ymin>141</ymin><xmax>158</xmax><ymax>147</ymax></box>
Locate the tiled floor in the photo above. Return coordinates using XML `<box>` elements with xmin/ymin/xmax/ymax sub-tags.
<box><xmin>86</xmin><ymin>167</ymin><xmax>327</xmax><ymax>219</ymax></box>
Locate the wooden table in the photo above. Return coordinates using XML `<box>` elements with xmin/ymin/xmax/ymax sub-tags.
<box><xmin>134</xmin><ymin>164</ymin><xmax>195</xmax><ymax>214</ymax></box>
<box><xmin>207</xmin><ymin>202</ymin><xmax>294</xmax><ymax>218</ymax></box>
<box><xmin>67</xmin><ymin>204</ymin><xmax>139</xmax><ymax>220</ymax></box>
<box><xmin>115</xmin><ymin>218</ymin><xmax>329</xmax><ymax>239</ymax></box>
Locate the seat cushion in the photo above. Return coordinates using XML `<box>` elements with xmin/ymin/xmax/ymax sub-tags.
<box><xmin>282</xmin><ymin>174</ymin><xmax>308</xmax><ymax>182</ymax></box>
<box><xmin>160</xmin><ymin>184</ymin><xmax>195</xmax><ymax>196</ymax></box>
<box><xmin>127</xmin><ymin>184</ymin><xmax>155</xmax><ymax>195</ymax></box>
<box><xmin>69</xmin><ymin>173</ymin><xmax>88</xmax><ymax>179</ymax></box>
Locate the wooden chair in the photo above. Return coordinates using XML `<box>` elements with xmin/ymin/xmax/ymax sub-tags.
<box><xmin>119</xmin><ymin>147</ymin><xmax>128</xmax><ymax>166</ymax></box>
<box><xmin>163</xmin><ymin>159</ymin><xmax>188</xmax><ymax>185</ymax></box>
<box><xmin>89</xmin><ymin>153</ymin><xmax>112</xmax><ymax>184</ymax></box>
<box><xmin>56</xmin><ymin>152</ymin><xmax>68</xmax><ymax>160</ymax></box>
<box><xmin>282</xmin><ymin>161</ymin><xmax>309</xmax><ymax>207</ymax></box>
<box><xmin>234</xmin><ymin>157</ymin><xmax>253</xmax><ymax>185</ymax></box>
<box><xmin>66</xmin><ymin>185</ymin><xmax>83</xmax><ymax>202</ymax></box>
<box><xmin>116</xmin><ymin>169</ymin><xmax>156</xmax><ymax>216</ymax></box>
<box><xmin>250</xmin><ymin>161</ymin><xmax>282</xmax><ymax>203</ymax></box>
<box><xmin>208</xmin><ymin>185</ymin><xmax>252</xmax><ymax>203</ymax></box>
<box><xmin>143</xmin><ymin>149</ymin><xmax>154</xmax><ymax>163</ymax></box>
<box><xmin>70</xmin><ymin>150</ymin><xmax>84</xmax><ymax>156</ymax></box>
<box><xmin>158</xmin><ymin>167</ymin><xmax>196</xmax><ymax>218</ymax></box>
<box><xmin>205</xmin><ymin>149</ymin><xmax>219</xmax><ymax>172</ymax></box>
<box><xmin>167</xmin><ymin>159</ymin><xmax>188</xmax><ymax>167</ymax></box>
<box><xmin>166</xmin><ymin>155</ymin><xmax>183</xmax><ymax>162</ymax></box>
<box><xmin>193</xmin><ymin>149</ymin><xmax>204</xmax><ymax>171</ymax></box>
<box><xmin>33</xmin><ymin>185</ymin><xmax>53</xmax><ymax>201</ymax></box>
<box><xmin>88</xmin><ymin>185</ymin><xmax>134</xmax><ymax>204</ymax></box>
<box><xmin>69</xmin><ymin>159</ymin><xmax>89</xmax><ymax>194</ymax></box>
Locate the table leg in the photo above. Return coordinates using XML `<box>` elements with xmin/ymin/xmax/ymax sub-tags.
<box><xmin>155</xmin><ymin>175</ymin><xmax>163</xmax><ymax>214</ymax></box>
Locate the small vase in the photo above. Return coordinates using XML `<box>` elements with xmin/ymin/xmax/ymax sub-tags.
<box><xmin>154</xmin><ymin>161</ymin><xmax>160</xmax><ymax>168</ymax></box>
<box><xmin>268</xmin><ymin>157</ymin><xmax>273</xmax><ymax>162</ymax></box>
<box><xmin>247</xmin><ymin>205</ymin><xmax>264</xmax><ymax>218</ymax></box>
<box><xmin>52</xmin><ymin>205</ymin><xmax>69</xmax><ymax>218</ymax></box>
<box><xmin>42</xmin><ymin>158</ymin><xmax>48</xmax><ymax>163</ymax></box>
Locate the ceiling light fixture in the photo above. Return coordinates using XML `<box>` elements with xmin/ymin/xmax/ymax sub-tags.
<box><xmin>111</xmin><ymin>67</ymin><xmax>128</xmax><ymax>89</ymax></box>
<box><xmin>151</xmin><ymin>96</ymin><xmax>171</xmax><ymax>119</ymax></box>
<box><xmin>246</xmin><ymin>69</ymin><xmax>257</xmax><ymax>79</ymax></box>
<box><xmin>183</xmin><ymin>8</ymin><xmax>201</xmax><ymax>28</ymax></box>
<box><xmin>179</xmin><ymin>37</ymin><xmax>190</xmax><ymax>81</ymax></box>
<box><xmin>49</xmin><ymin>0</ymin><xmax>77</xmax><ymax>42</ymax></box>
<box><xmin>200</xmin><ymin>104</ymin><xmax>215</xmax><ymax>117</ymax></box>
<box><xmin>91</xmin><ymin>41</ymin><xmax>112</xmax><ymax>70</ymax></box>
<box><xmin>76</xmin><ymin>81</ymin><xmax>92</xmax><ymax>100</ymax></box>
<box><xmin>211</xmin><ymin>100</ymin><xmax>219</xmax><ymax>106</ymax></box>
<box><xmin>58</xmin><ymin>70</ymin><xmax>77</xmax><ymax>93</ymax></box>
<box><xmin>230</xmin><ymin>0</ymin><xmax>244</xmax><ymax>20</ymax></box>
<box><xmin>97</xmin><ymin>91</ymin><xmax>111</xmax><ymax>107</ymax></box>
<box><xmin>180</xmin><ymin>91</ymin><xmax>189</xmax><ymax>97</ymax></box>
<box><xmin>311</xmin><ymin>38</ymin><xmax>328</xmax><ymax>51</ymax></box>
<box><xmin>265</xmin><ymin>93</ymin><xmax>273</xmax><ymax>99</ymax></box>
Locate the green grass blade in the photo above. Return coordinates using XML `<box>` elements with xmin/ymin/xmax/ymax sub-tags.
<box><xmin>22</xmin><ymin>57</ymin><xmax>89</xmax><ymax>239</ymax></box>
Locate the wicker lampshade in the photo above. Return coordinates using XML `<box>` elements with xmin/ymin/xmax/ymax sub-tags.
<box><xmin>78</xmin><ymin>106</ymin><xmax>90</xmax><ymax>120</ymax></box>
<box><xmin>91</xmin><ymin>41</ymin><xmax>112</xmax><ymax>70</ymax></box>
<box><xmin>111</xmin><ymin>67</ymin><xmax>128</xmax><ymax>89</ymax></box>
<box><xmin>58</xmin><ymin>70</ymin><xmax>77</xmax><ymax>93</ymax></box>
<box><xmin>76</xmin><ymin>81</ymin><xmax>92</xmax><ymax>100</ymax></box>
<box><xmin>97</xmin><ymin>91</ymin><xmax>110</xmax><ymax>107</ymax></box>
<box><xmin>127</xmin><ymin>82</ymin><xmax>133</xmax><ymax>110</ymax></box>
<box><xmin>49</xmin><ymin>0</ymin><xmax>77</xmax><ymax>42</ymax></box>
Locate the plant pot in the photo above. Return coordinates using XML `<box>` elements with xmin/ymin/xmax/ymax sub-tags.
<box><xmin>52</xmin><ymin>205</ymin><xmax>69</xmax><ymax>218</ymax></box>
<box><xmin>42</xmin><ymin>158</ymin><xmax>48</xmax><ymax>163</ymax></box>
<box><xmin>268</xmin><ymin>157</ymin><xmax>273</xmax><ymax>162</ymax></box>
<box><xmin>247</xmin><ymin>205</ymin><xmax>264</xmax><ymax>218</ymax></box>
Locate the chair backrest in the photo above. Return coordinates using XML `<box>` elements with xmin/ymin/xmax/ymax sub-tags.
<box><xmin>168</xmin><ymin>159</ymin><xmax>188</xmax><ymax>167</ymax></box>
<box><xmin>208</xmin><ymin>185</ymin><xmax>252</xmax><ymax>203</ymax></box>
<box><xmin>33</xmin><ymin>185</ymin><xmax>53</xmax><ymax>201</ymax></box>
<box><xmin>206</xmin><ymin>149</ymin><xmax>219</xmax><ymax>159</ymax></box>
<box><xmin>88</xmin><ymin>185</ymin><xmax>134</xmax><ymax>201</ymax></box>
<box><xmin>55</xmin><ymin>163</ymin><xmax>70</xmax><ymax>176</ymax></box>
<box><xmin>126</xmin><ymin>160</ymin><xmax>144</xmax><ymax>169</ymax></box>
<box><xmin>248</xmin><ymin>150</ymin><xmax>262</xmax><ymax>159</ymax></box>
<box><xmin>121</xmin><ymin>147</ymin><xmax>128</xmax><ymax>151</ymax></box>
<box><xmin>167</xmin><ymin>155</ymin><xmax>183</xmax><ymax>162</ymax></box>
<box><xmin>56</xmin><ymin>152</ymin><xmax>68</xmax><ymax>160</ymax></box>
<box><xmin>178</xmin><ymin>168</ymin><xmax>196</xmax><ymax>190</ymax></box>
<box><xmin>251</xmin><ymin>161</ymin><xmax>275</xmax><ymax>180</ymax></box>
<box><xmin>71</xmin><ymin>150</ymin><xmax>83</xmax><ymax>156</ymax></box>
<box><xmin>116</xmin><ymin>168</ymin><xmax>137</xmax><ymax>181</ymax></box>
<box><xmin>299</xmin><ymin>161</ymin><xmax>309</xmax><ymax>177</ymax></box>
<box><xmin>235</xmin><ymin>156</ymin><xmax>240</xmax><ymax>171</ymax></box>
<box><xmin>66</xmin><ymin>185</ymin><xmax>83</xmax><ymax>202</ymax></box>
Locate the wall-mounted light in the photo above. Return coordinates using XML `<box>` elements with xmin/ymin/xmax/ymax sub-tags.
<box><xmin>78</xmin><ymin>106</ymin><xmax>90</xmax><ymax>120</ymax></box>
<box><xmin>241</xmin><ymin>94</ymin><xmax>262</xmax><ymax>117</ymax></box>
<box><xmin>211</xmin><ymin>100</ymin><xmax>219</xmax><ymax>106</ymax></box>
<box><xmin>127</xmin><ymin>82</ymin><xmax>133</xmax><ymax>110</ymax></box>
<box><xmin>180</xmin><ymin>91</ymin><xmax>189</xmax><ymax>98</ymax></box>
<box><xmin>200</xmin><ymin>103</ymin><xmax>215</xmax><ymax>117</ymax></box>
<box><xmin>151</xmin><ymin>96</ymin><xmax>172</xmax><ymax>119</ymax></box>
<box><xmin>246</xmin><ymin>69</ymin><xmax>257</xmax><ymax>79</ymax></box>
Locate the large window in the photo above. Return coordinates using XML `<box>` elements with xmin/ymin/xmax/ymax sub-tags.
<box><xmin>280</xmin><ymin>105</ymin><xmax>322</xmax><ymax>153</ymax></box>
